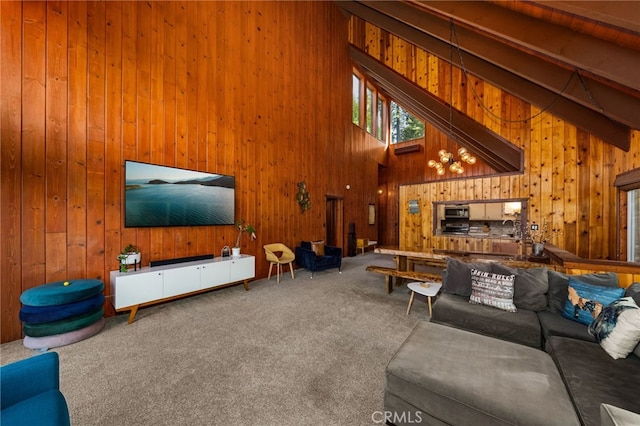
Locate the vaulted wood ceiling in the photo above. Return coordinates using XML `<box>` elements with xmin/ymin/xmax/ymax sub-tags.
<box><xmin>339</xmin><ymin>0</ymin><xmax>640</xmax><ymax>152</ymax></box>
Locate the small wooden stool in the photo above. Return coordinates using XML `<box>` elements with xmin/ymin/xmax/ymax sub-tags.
<box><xmin>406</xmin><ymin>281</ymin><xmax>442</xmax><ymax>316</ymax></box>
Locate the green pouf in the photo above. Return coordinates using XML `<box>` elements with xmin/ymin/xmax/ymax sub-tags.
<box><xmin>22</xmin><ymin>308</ymin><xmax>104</xmax><ymax>337</ymax></box>
<box><xmin>20</xmin><ymin>279</ymin><xmax>104</xmax><ymax>307</ymax></box>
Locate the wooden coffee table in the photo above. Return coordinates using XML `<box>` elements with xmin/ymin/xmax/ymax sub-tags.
<box><xmin>406</xmin><ymin>281</ymin><xmax>442</xmax><ymax>316</ymax></box>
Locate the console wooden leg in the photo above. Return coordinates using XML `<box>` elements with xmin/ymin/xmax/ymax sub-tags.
<box><xmin>128</xmin><ymin>305</ymin><xmax>139</xmax><ymax>324</ymax></box>
<box><xmin>386</xmin><ymin>276</ymin><xmax>393</xmax><ymax>294</ymax></box>
<box><xmin>243</xmin><ymin>279</ymin><xmax>250</xmax><ymax>291</ymax></box>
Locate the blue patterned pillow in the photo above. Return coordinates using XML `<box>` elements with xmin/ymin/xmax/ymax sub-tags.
<box><xmin>588</xmin><ymin>297</ymin><xmax>640</xmax><ymax>359</ymax></box>
<box><xmin>562</xmin><ymin>278</ymin><xmax>625</xmax><ymax>326</ymax></box>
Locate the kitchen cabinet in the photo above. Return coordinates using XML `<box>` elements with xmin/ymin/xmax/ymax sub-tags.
<box><xmin>469</xmin><ymin>203</ymin><xmax>505</xmax><ymax>220</ymax></box>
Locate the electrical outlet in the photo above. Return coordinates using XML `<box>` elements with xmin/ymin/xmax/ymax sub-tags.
<box><xmin>531</xmin><ymin>224</ymin><xmax>539</xmax><ymax>231</ymax></box>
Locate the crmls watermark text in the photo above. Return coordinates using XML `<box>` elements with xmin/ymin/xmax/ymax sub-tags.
<box><xmin>371</xmin><ymin>410</ymin><xmax>423</xmax><ymax>424</ymax></box>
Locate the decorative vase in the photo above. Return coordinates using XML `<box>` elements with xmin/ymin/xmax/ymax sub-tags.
<box><xmin>532</xmin><ymin>243</ymin><xmax>544</xmax><ymax>257</ymax></box>
<box><xmin>232</xmin><ymin>247</ymin><xmax>241</xmax><ymax>257</ymax></box>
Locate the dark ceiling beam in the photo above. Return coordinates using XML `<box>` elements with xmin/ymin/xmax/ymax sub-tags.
<box><xmin>338</xmin><ymin>1</ymin><xmax>631</xmax><ymax>151</ymax></box>
<box><xmin>349</xmin><ymin>46</ymin><xmax>523</xmax><ymax>174</ymax></box>
<box><xmin>360</xmin><ymin>1</ymin><xmax>639</xmax><ymax>131</ymax></box>
<box><xmin>357</xmin><ymin>0</ymin><xmax>639</xmax><ymax>133</ymax></box>
<box><xmin>415</xmin><ymin>1</ymin><xmax>640</xmax><ymax>92</ymax></box>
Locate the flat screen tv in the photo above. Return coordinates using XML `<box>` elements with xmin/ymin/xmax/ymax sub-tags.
<box><xmin>124</xmin><ymin>160</ymin><xmax>235</xmax><ymax>227</ymax></box>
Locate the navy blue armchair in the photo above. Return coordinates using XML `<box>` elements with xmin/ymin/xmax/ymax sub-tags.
<box><xmin>295</xmin><ymin>241</ymin><xmax>342</xmax><ymax>278</ymax></box>
<box><xmin>1</xmin><ymin>352</ymin><xmax>70</xmax><ymax>426</ymax></box>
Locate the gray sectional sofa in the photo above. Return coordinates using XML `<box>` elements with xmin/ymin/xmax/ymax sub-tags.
<box><xmin>384</xmin><ymin>257</ymin><xmax>640</xmax><ymax>426</ymax></box>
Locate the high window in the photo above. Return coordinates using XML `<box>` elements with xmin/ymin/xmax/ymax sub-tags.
<box><xmin>352</xmin><ymin>73</ymin><xmax>361</xmax><ymax>126</ymax></box>
<box><xmin>366</xmin><ymin>85</ymin><xmax>374</xmax><ymax>134</ymax></box>
<box><xmin>390</xmin><ymin>101</ymin><xmax>425</xmax><ymax>144</ymax></box>
<box><xmin>377</xmin><ymin>95</ymin><xmax>386</xmax><ymax>142</ymax></box>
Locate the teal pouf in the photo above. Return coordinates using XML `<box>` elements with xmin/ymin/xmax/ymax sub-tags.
<box><xmin>20</xmin><ymin>279</ymin><xmax>104</xmax><ymax>307</ymax></box>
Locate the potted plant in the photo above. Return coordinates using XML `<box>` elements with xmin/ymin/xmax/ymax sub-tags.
<box><xmin>117</xmin><ymin>243</ymin><xmax>141</xmax><ymax>272</ymax></box>
<box><xmin>525</xmin><ymin>218</ymin><xmax>562</xmax><ymax>256</ymax></box>
<box><xmin>234</xmin><ymin>220</ymin><xmax>256</xmax><ymax>256</ymax></box>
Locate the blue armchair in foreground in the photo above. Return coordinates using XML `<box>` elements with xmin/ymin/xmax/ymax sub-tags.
<box><xmin>1</xmin><ymin>352</ymin><xmax>70</xmax><ymax>426</ymax></box>
<box><xmin>295</xmin><ymin>240</ymin><xmax>342</xmax><ymax>278</ymax></box>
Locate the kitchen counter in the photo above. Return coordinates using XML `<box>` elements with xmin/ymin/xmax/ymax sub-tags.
<box><xmin>438</xmin><ymin>232</ymin><xmax>521</xmax><ymax>240</ymax></box>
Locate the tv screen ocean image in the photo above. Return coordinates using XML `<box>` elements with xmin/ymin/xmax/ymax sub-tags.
<box><xmin>125</xmin><ymin>162</ymin><xmax>235</xmax><ymax>227</ymax></box>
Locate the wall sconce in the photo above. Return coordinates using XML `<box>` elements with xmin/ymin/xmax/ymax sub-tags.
<box><xmin>377</xmin><ymin>189</ymin><xmax>383</xmax><ymax>195</ymax></box>
<box><xmin>345</xmin><ymin>184</ymin><xmax>351</xmax><ymax>190</ymax></box>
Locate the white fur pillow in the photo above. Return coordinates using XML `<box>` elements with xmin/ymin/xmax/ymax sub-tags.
<box><xmin>588</xmin><ymin>297</ymin><xmax>640</xmax><ymax>359</ymax></box>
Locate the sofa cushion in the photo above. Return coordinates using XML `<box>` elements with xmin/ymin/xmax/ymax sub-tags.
<box><xmin>562</xmin><ymin>279</ymin><xmax>624</xmax><ymax>326</ymax></box>
<box><xmin>625</xmin><ymin>283</ymin><xmax>640</xmax><ymax>305</ymax></box>
<box><xmin>600</xmin><ymin>404</ymin><xmax>640</xmax><ymax>426</ymax></box>
<box><xmin>538</xmin><ymin>311</ymin><xmax>596</xmax><ymax>343</ymax></box>
<box><xmin>547</xmin><ymin>270</ymin><xmax>618</xmax><ymax>314</ymax></box>
<box><xmin>441</xmin><ymin>257</ymin><xmax>492</xmax><ymax>297</ymax></box>
<box><xmin>1</xmin><ymin>390</ymin><xmax>70</xmax><ymax>426</ymax></box>
<box><xmin>588</xmin><ymin>297</ymin><xmax>640</xmax><ymax>359</ymax></box>
<box><xmin>469</xmin><ymin>269</ymin><xmax>517</xmax><ymax>312</ymax></box>
<box><xmin>385</xmin><ymin>321</ymin><xmax>579</xmax><ymax>426</ymax></box>
<box><xmin>431</xmin><ymin>293</ymin><xmax>542</xmax><ymax>348</ymax></box>
<box><xmin>492</xmin><ymin>264</ymin><xmax>549</xmax><ymax>311</ymax></box>
<box><xmin>545</xmin><ymin>336</ymin><xmax>640</xmax><ymax>426</ymax></box>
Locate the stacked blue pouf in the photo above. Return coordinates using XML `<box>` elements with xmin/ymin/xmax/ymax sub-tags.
<box><xmin>20</xmin><ymin>279</ymin><xmax>106</xmax><ymax>350</ymax></box>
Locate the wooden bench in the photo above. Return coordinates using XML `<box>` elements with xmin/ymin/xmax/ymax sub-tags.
<box><xmin>365</xmin><ymin>265</ymin><xmax>442</xmax><ymax>294</ymax></box>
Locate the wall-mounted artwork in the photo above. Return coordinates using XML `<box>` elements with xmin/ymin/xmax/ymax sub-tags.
<box><xmin>409</xmin><ymin>200</ymin><xmax>419</xmax><ymax>214</ymax></box>
<box><xmin>368</xmin><ymin>204</ymin><xmax>376</xmax><ymax>225</ymax></box>
<box><xmin>296</xmin><ymin>181</ymin><xmax>311</xmax><ymax>213</ymax></box>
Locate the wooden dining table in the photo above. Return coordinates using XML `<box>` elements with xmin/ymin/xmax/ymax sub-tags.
<box><xmin>374</xmin><ymin>246</ymin><xmax>448</xmax><ymax>272</ymax></box>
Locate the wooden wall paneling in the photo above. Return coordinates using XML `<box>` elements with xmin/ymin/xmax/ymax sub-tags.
<box><xmin>147</xmin><ymin>2</ymin><xmax>165</xmax><ymax>260</ymax></box>
<box><xmin>602</xmin><ymin>145</ymin><xmax>616</xmax><ymax>259</ymax></box>
<box><xmin>104</xmin><ymin>1</ymin><xmax>123</xmax><ymax>289</ymax></box>
<box><xmin>1</xmin><ymin>0</ymin><xmax>24</xmax><ymax>343</ymax></box>
<box><xmin>22</xmin><ymin>1</ymin><xmax>47</xmax><ymax>291</ymax></box>
<box><xmin>86</xmin><ymin>1</ymin><xmax>106</xmax><ymax>281</ymax></box>
<box><xmin>576</xmin><ymin>129</ymin><xmax>591</xmax><ymax>258</ymax></box>
<box><xmin>538</xmin><ymin>112</ymin><xmax>553</xmax><ymax>232</ymax></box>
<box><xmin>120</xmin><ymin>1</ymin><xmax>138</xmax><ymax>251</ymax></box>
<box><xmin>589</xmin><ymin>136</ymin><xmax>605</xmax><ymax>258</ymax></box>
<box><xmin>134</xmin><ymin>1</ymin><xmax>152</xmax><ymax>260</ymax></box>
<box><xmin>45</xmin><ymin>1</ymin><xmax>68</xmax><ymax>281</ymax></box>
<box><xmin>173</xmin><ymin>1</ymin><xmax>189</xmax><ymax>257</ymax></box>
<box><xmin>67</xmin><ymin>1</ymin><xmax>88</xmax><ymax>280</ymax></box>
<box><xmin>550</xmin><ymin>116</ymin><xmax>564</xmax><ymax>235</ymax></box>
<box><xmin>563</xmin><ymin>124</ymin><xmax>578</xmax><ymax>253</ymax></box>
<box><xmin>159</xmin><ymin>0</ymin><xmax>177</xmax><ymax>260</ymax></box>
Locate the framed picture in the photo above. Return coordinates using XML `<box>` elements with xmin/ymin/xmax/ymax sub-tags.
<box><xmin>368</xmin><ymin>204</ymin><xmax>376</xmax><ymax>225</ymax></box>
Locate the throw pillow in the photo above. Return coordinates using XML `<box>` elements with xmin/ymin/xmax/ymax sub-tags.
<box><xmin>441</xmin><ymin>257</ymin><xmax>493</xmax><ymax>298</ymax></box>
<box><xmin>492</xmin><ymin>264</ymin><xmax>549</xmax><ymax>311</ymax></box>
<box><xmin>547</xmin><ymin>271</ymin><xmax>619</xmax><ymax>313</ymax></box>
<box><xmin>311</xmin><ymin>240</ymin><xmax>325</xmax><ymax>257</ymax></box>
<box><xmin>562</xmin><ymin>278</ymin><xmax>625</xmax><ymax>326</ymax></box>
<box><xmin>624</xmin><ymin>283</ymin><xmax>640</xmax><ymax>306</ymax></box>
<box><xmin>588</xmin><ymin>297</ymin><xmax>640</xmax><ymax>359</ymax></box>
<box><xmin>469</xmin><ymin>268</ymin><xmax>517</xmax><ymax>312</ymax></box>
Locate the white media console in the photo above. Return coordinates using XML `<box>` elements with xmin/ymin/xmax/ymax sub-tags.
<box><xmin>109</xmin><ymin>255</ymin><xmax>255</xmax><ymax>323</ymax></box>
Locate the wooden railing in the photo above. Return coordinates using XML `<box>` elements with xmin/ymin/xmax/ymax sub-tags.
<box><xmin>544</xmin><ymin>244</ymin><xmax>640</xmax><ymax>288</ymax></box>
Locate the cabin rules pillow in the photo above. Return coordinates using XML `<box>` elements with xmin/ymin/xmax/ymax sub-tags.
<box><xmin>469</xmin><ymin>269</ymin><xmax>517</xmax><ymax>312</ymax></box>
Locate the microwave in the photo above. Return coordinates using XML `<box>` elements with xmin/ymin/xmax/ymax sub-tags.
<box><xmin>444</xmin><ymin>205</ymin><xmax>469</xmax><ymax>218</ymax></box>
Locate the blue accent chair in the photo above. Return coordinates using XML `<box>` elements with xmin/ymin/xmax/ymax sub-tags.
<box><xmin>1</xmin><ymin>352</ymin><xmax>70</xmax><ymax>426</ymax></box>
<box><xmin>295</xmin><ymin>241</ymin><xmax>342</xmax><ymax>278</ymax></box>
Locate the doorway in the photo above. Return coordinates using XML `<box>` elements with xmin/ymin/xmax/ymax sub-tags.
<box><xmin>325</xmin><ymin>196</ymin><xmax>344</xmax><ymax>249</ymax></box>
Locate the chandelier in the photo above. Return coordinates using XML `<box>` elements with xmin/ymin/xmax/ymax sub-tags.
<box><xmin>428</xmin><ymin>147</ymin><xmax>476</xmax><ymax>175</ymax></box>
<box><xmin>428</xmin><ymin>19</ymin><xmax>476</xmax><ymax>176</ymax></box>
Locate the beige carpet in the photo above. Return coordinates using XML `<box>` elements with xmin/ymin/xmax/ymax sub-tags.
<box><xmin>1</xmin><ymin>253</ymin><xmax>436</xmax><ymax>426</ymax></box>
